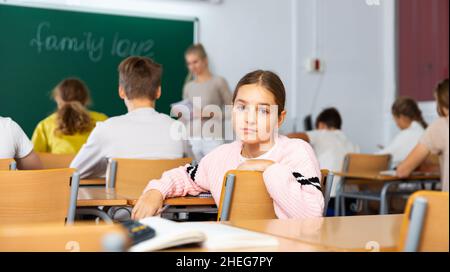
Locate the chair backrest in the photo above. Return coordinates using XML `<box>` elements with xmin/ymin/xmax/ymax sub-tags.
<box><xmin>0</xmin><ymin>223</ymin><xmax>128</xmax><ymax>252</ymax></box>
<box><xmin>320</xmin><ymin>169</ymin><xmax>334</xmax><ymax>217</ymax></box>
<box><xmin>398</xmin><ymin>191</ymin><xmax>449</xmax><ymax>252</ymax></box>
<box><xmin>0</xmin><ymin>159</ymin><xmax>16</xmax><ymax>170</ymax></box>
<box><xmin>0</xmin><ymin>168</ymin><xmax>79</xmax><ymax>225</ymax></box>
<box><xmin>217</xmin><ymin>170</ymin><xmax>277</xmax><ymax>221</ymax></box>
<box><xmin>37</xmin><ymin>152</ymin><xmax>75</xmax><ymax>169</ymax></box>
<box><xmin>107</xmin><ymin>158</ymin><xmax>193</xmax><ymax>199</ymax></box>
<box><xmin>342</xmin><ymin>153</ymin><xmax>391</xmax><ymax>185</ymax></box>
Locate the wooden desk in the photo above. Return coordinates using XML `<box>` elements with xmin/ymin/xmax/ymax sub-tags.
<box><xmin>80</xmin><ymin>178</ymin><xmax>106</xmax><ymax>186</ymax></box>
<box><xmin>77</xmin><ymin>187</ymin><xmax>216</xmax><ymax>207</ymax></box>
<box><xmin>77</xmin><ymin>187</ymin><xmax>128</xmax><ymax>207</ymax></box>
<box><xmin>222</xmin><ymin>214</ymin><xmax>402</xmax><ymax>252</ymax></box>
<box><xmin>333</xmin><ymin>171</ymin><xmax>440</xmax><ymax>182</ymax></box>
<box><xmin>0</xmin><ymin>223</ymin><xmax>128</xmax><ymax>252</ymax></box>
<box><xmin>333</xmin><ymin>171</ymin><xmax>440</xmax><ymax>215</ymax></box>
<box><xmin>0</xmin><ymin>216</ymin><xmax>403</xmax><ymax>252</ymax></box>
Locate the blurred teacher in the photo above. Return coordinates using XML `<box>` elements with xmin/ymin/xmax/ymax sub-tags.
<box><xmin>182</xmin><ymin>44</ymin><xmax>232</xmax><ymax>161</ymax></box>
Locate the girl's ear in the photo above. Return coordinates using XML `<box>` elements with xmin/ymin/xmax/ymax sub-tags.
<box><xmin>278</xmin><ymin>110</ymin><xmax>287</xmax><ymax>127</ymax></box>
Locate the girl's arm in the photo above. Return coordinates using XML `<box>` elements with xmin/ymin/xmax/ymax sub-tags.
<box><xmin>238</xmin><ymin>141</ymin><xmax>324</xmax><ymax>219</ymax></box>
<box><xmin>132</xmin><ymin>161</ymin><xmax>210</xmax><ymax>219</ymax></box>
<box><xmin>396</xmin><ymin>143</ymin><xmax>430</xmax><ymax>177</ymax></box>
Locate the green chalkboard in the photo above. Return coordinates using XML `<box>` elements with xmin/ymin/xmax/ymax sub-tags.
<box><xmin>0</xmin><ymin>3</ymin><xmax>196</xmax><ymax>136</ymax></box>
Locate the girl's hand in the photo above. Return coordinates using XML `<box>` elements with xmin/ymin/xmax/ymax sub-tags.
<box><xmin>236</xmin><ymin>159</ymin><xmax>275</xmax><ymax>172</ymax></box>
<box><xmin>131</xmin><ymin>190</ymin><xmax>164</xmax><ymax>220</ymax></box>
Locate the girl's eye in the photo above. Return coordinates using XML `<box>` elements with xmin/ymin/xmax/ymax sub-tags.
<box><xmin>235</xmin><ymin>104</ymin><xmax>245</xmax><ymax>111</ymax></box>
<box><xmin>258</xmin><ymin>107</ymin><xmax>270</xmax><ymax>115</ymax></box>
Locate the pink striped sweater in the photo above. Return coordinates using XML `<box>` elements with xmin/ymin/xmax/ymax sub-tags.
<box><xmin>144</xmin><ymin>135</ymin><xmax>324</xmax><ymax>218</ymax></box>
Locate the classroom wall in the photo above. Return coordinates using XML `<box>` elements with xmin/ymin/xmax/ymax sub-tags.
<box><xmin>295</xmin><ymin>0</ymin><xmax>397</xmax><ymax>153</ymax></box>
<box><xmin>7</xmin><ymin>0</ymin><xmax>434</xmax><ymax>153</ymax></box>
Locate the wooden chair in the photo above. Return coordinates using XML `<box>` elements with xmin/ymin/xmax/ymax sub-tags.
<box><xmin>106</xmin><ymin>158</ymin><xmax>193</xmax><ymax>199</ymax></box>
<box><xmin>398</xmin><ymin>191</ymin><xmax>449</xmax><ymax>252</ymax></box>
<box><xmin>218</xmin><ymin>170</ymin><xmax>276</xmax><ymax>221</ymax></box>
<box><xmin>0</xmin><ymin>169</ymin><xmax>80</xmax><ymax>225</ymax></box>
<box><xmin>37</xmin><ymin>152</ymin><xmax>75</xmax><ymax>169</ymax></box>
<box><xmin>218</xmin><ymin>169</ymin><xmax>331</xmax><ymax>221</ymax></box>
<box><xmin>0</xmin><ymin>223</ymin><xmax>128</xmax><ymax>252</ymax></box>
<box><xmin>320</xmin><ymin>169</ymin><xmax>335</xmax><ymax>217</ymax></box>
<box><xmin>0</xmin><ymin>158</ymin><xmax>16</xmax><ymax>170</ymax></box>
<box><xmin>99</xmin><ymin>158</ymin><xmax>193</xmax><ymax>220</ymax></box>
<box><xmin>335</xmin><ymin>153</ymin><xmax>391</xmax><ymax>216</ymax></box>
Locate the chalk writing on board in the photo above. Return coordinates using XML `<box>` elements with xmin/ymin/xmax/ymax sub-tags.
<box><xmin>29</xmin><ymin>22</ymin><xmax>155</xmax><ymax>62</ymax></box>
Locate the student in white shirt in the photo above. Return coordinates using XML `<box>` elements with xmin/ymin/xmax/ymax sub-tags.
<box><xmin>70</xmin><ymin>56</ymin><xmax>184</xmax><ymax>179</ymax></box>
<box><xmin>0</xmin><ymin>117</ymin><xmax>42</xmax><ymax>169</ymax></box>
<box><xmin>377</xmin><ymin>97</ymin><xmax>427</xmax><ymax>168</ymax></box>
<box><xmin>288</xmin><ymin>108</ymin><xmax>359</xmax><ymax>198</ymax></box>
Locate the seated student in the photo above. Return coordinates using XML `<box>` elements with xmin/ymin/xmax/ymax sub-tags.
<box><xmin>70</xmin><ymin>56</ymin><xmax>184</xmax><ymax>179</ymax></box>
<box><xmin>132</xmin><ymin>70</ymin><xmax>324</xmax><ymax>220</ymax></box>
<box><xmin>0</xmin><ymin>117</ymin><xmax>42</xmax><ymax>169</ymax></box>
<box><xmin>32</xmin><ymin>78</ymin><xmax>108</xmax><ymax>154</ymax></box>
<box><xmin>287</xmin><ymin>108</ymin><xmax>359</xmax><ymax>200</ymax></box>
<box><xmin>397</xmin><ymin>79</ymin><xmax>449</xmax><ymax>192</ymax></box>
<box><xmin>377</xmin><ymin>97</ymin><xmax>427</xmax><ymax>168</ymax></box>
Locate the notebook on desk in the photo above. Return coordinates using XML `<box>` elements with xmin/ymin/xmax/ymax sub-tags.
<box><xmin>129</xmin><ymin>217</ymin><xmax>278</xmax><ymax>252</ymax></box>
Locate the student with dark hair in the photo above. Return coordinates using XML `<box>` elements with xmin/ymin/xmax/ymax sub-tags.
<box><xmin>70</xmin><ymin>56</ymin><xmax>184</xmax><ymax>179</ymax></box>
<box><xmin>377</xmin><ymin>97</ymin><xmax>427</xmax><ymax>168</ymax></box>
<box><xmin>32</xmin><ymin>78</ymin><xmax>108</xmax><ymax>154</ymax></box>
<box><xmin>132</xmin><ymin>70</ymin><xmax>324</xmax><ymax>220</ymax></box>
<box><xmin>288</xmin><ymin>107</ymin><xmax>359</xmax><ymax>199</ymax></box>
<box><xmin>397</xmin><ymin>79</ymin><xmax>449</xmax><ymax>192</ymax></box>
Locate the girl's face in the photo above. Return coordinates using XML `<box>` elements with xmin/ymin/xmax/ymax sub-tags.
<box><xmin>393</xmin><ymin>114</ymin><xmax>411</xmax><ymax>130</ymax></box>
<box><xmin>185</xmin><ymin>53</ymin><xmax>208</xmax><ymax>77</ymax></box>
<box><xmin>435</xmin><ymin>93</ymin><xmax>449</xmax><ymax>117</ymax></box>
<box><xmin>232</xmin><ymin>84</ymin><xmax>285</xmax><ymax>145</ymax></box>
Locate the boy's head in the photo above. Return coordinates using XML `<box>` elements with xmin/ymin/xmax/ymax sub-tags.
<box><xmin>315</xmin><ymin>107</ymin><xmax>342</xmax><ymax>130</ymax></box>
<box><xmin>118</xmin><ymin>56</ymin><xmax>162</xmax><ymax>102</ymax></box>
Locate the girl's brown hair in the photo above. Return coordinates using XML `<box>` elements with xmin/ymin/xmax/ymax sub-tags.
<box><xmin>53</xmin><ymin>78</ymin><xmax>94</xmax><ymax>135</ymax></box>
<box><xmin>435</xmin><ymin>78</ymin><xmax>449</xmax><ymax>117</ymax></box>
<box><xmin>232</xmin><ymin>70</ymin><xmax>286</xmax><ymax>115</ymax></box>
<box><xmin>392</xmin><ymin>97</ymin><xmax>427</xmax><ymax>129</ymax></box>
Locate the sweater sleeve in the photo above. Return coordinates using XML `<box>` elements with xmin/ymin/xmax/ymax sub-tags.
<box><xmin>143</xmin><ymin>160</ymin><xmax>210</xmax><ymax>199</ymax></box>
<box><xmin>262</xmin><ymin>140</ymin><xmax>324</xmax><ymax>218</ymax></box>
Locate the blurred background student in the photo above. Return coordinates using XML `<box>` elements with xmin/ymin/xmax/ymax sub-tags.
<box><xmin>377</xmin><ymin>97</ymin><xmax>427</xmax><ymax>168</ymax></box>
<box><xmin>397</xmin><ymin>79</ymin><xmax>449</xmax><ymax>192</ymax></box>
<box><xmin>32</xmin><ymin>78</ymin><xmax>108</xmax><ymax>154</ymax></box>
<box><xmin>181</xmin><ymin>43</ymin><xmax>232</xmax><ymax>161</ymax></box>
<box><xmin>288</xmin><ymin>107</ymin><xmax>359</xmax><ymax>215</ymax></box>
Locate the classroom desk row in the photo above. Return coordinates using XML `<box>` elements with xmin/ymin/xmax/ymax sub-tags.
<box><xmin>0</xmin><ymin>215</ymin><xmax>403</xmax><ymax>252</ymax></box>
<box><xmin>77</xmin><ymin>187</ymin><xmax>216</xmax><ymax>207</ymax></box>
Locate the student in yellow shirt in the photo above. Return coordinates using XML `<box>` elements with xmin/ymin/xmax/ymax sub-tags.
<box><xmin>32</xmin><ymin>78</ymin><xmax>108</xmax><ymax>154</ymax></box>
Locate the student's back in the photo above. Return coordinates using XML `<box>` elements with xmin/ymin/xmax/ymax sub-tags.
<box><xmin>32</xmin><ymin>78</ymin><xmax>108</xmax><ymax>155</ymax></box>
<box><xmin>307</xmin><ymin>129</ymin><xmax>359</xmax><ymax>173</ymax></box>
<box><xmin>70</xmin><ymin>108</ymin><xmax>183</xmax><ymax>178</ymax></box>
<box><xmin>33</xmin><ymin>111</ymin><xmax>107</xmax><ymax>155</ymax></box>
<box><xmin>70</xmin><ymin>56</ymin><xmax>184</xmax><ymax>179</ymax></box>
